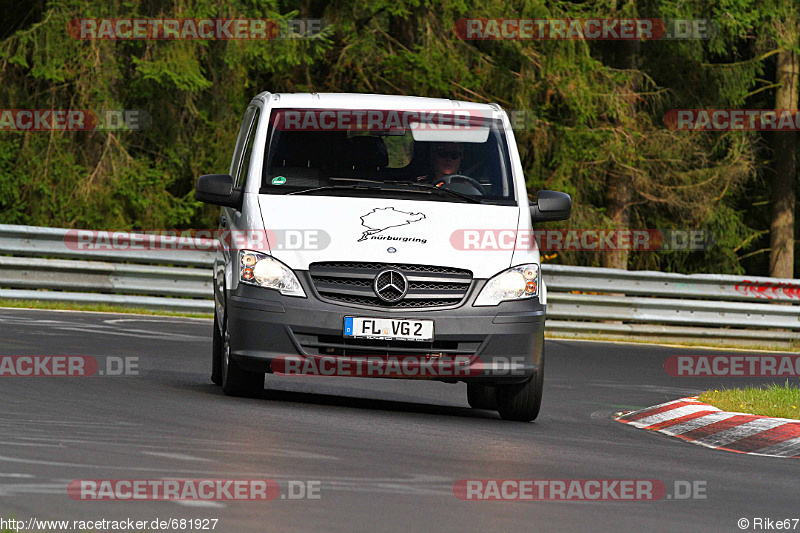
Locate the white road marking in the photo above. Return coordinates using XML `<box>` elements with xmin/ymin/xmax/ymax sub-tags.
<box><xmin>0</xmin><ymin>315</ymin><xmax>203</xmax><ymax>341</ymax></box>
<box><xmin>0</xmin><ymin>436</ymin><xmax>338</xmax><ymax>461</ymax></box>
<box><xmin>0</xmin><ymin>442</ymin><xmax>63</xmax><ymax>447</ymax></box>
<box><xmin>174</xmin><ymin>500</ymin><xmax>226</xmax><ymax>508</ymax></box>
<box><xmin>0</xmin><ymin>459</ymin><xmax>455</xmax><ymax>498</ymax></box>
<box><xmin>142</xmin><ymin>452</ymin><xmax>211</xmax><ymax>462</ymax></box>
<box><xmin>55</xmin><ymin>326</ymin><xmax>200</xmax><ymax>341</ymax></box>
<box><xmin>104</xmin><ymin>317</ymin><xmax>210</xmax><ymax>325</ymax></box>
<box><xmin>0</xmin><ymin>483</ymin><xmax>64</xmax><ymax>496</ymax></box>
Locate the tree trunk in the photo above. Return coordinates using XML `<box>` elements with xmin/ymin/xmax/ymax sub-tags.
<box><xmin>769</xmin><ymin>43</ymin><xmax>799</xmax><ymax>278</ymax></box>
<box><xmin>604</xmin><ymin>174</ymin><xmax>630</xmax><ymax>269</ymax></box>
<box><xmin>389</xmin><ymin>12</ymin><xmax>415</xmax><ymax>51</ymax></box>
<box><xmin>601</xmin><ymin>36</ymin><xmax>639</xmax><ymax>270</ymax></box>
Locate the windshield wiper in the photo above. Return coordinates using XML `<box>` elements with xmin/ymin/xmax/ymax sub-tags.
<box><xmin>287</xmin><ymin>184</ymin><xmax>381</xmax><ymax>195</ymax></box>
<box><xmin>288</xmin><ymin>181</ymin><xmax>485</xmax><ymax>203</ymax></box>
<box><xmin>328</xmin><ymin>177</ymin><xmax>382</xmax><ymax>184</ymax></box>
<box><xmin>383</xmin><ymin>181</ymin><xmax>485</xmax><ymax>204</ymax></box>
<box><xmin>287</xmin><ymin>184</ymin><xmax>428</xmax><ymax>196</ymax></box>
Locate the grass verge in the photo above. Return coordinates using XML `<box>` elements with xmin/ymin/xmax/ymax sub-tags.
<box><xmin>698</xmin><ymin>382</ymin><xmax>800</xmax><ymax>420</ymax></box>
<box><xmin>0</xmin><ymin>298</ymin><xmax>212</xmax><ymax>319</ymax></box>
<box><xmin>545</xmin><ymin>333</ymin><xmax>800</xmax><ymax>353</ymax></box>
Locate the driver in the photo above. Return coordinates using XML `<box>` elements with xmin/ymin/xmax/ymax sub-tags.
<box><xmin>417</xmin><ymin>142</ymin><xmax>464</xmax><ymax>185</ymax></box>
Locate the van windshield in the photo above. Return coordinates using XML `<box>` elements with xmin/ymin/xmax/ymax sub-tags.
<box><xmin>260</xmin><ymin>108</ymin><xmax>517</xmax><ymax>205</ymax></box>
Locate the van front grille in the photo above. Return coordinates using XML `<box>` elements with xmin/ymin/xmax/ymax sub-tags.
<box><xmin>308</xmin><ymin>262</ymin><xmax>472</xmax><ymax>309</ymax></box>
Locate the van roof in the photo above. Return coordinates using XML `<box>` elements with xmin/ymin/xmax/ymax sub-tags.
<box><xmin>253</xmin><ymin>92</ymin><xmax>500</xmax><ymax>112</ymax></box>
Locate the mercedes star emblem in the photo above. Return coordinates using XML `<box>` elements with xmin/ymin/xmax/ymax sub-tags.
<box><xmin>373</xmin><ymin>268</ymin><xmax>408</xmax><ymax>303</ymax></box>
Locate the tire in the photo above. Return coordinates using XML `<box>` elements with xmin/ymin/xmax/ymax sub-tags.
<box><xmin>495</xmin><ymin>357</ymin><xmax>544</xmax><ymax>422</ymax></box>
<box><xmin>221</xmin><ymin>311</ymin><xmax>264</xmax><ymax>398</ymax></box>
<box><xmin>211</xmin><ymin>312</ymin><xmax>222</xmax><ymax>385</ymax></box>
<box><xmin>467</xmin><ymin>383</ymin><xmax>497</xmax><ymax>410</ymax></box>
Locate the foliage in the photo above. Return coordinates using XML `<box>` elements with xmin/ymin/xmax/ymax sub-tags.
<box><xmin>0</xmin><ymin>0</ymin><xmax>797</xmax><ymax>275</ymax></box>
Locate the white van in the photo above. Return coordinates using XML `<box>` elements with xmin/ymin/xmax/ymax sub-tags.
<box><xmin>195</xmin><ymin>92</ymin><xmax>571</xmax><ymax>422</ymax></box>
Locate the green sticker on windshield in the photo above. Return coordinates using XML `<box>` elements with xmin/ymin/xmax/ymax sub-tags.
<box><xmin>272</xmin><ymin>176</ymin><xmax>286</xmax><ymax>185</ymax></box>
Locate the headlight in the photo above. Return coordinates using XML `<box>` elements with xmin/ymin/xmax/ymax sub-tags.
<box><xmin>239</xmin><ymin>250</ymin><xmax>306</xmax><ymax>297</ymax></box>
<box><xmin>473</xmin><ymin>264</ymin><xmax>539</xmax><ymax>306</ymax></box>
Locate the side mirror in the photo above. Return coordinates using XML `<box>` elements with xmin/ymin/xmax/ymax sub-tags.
<box><xmin>530</xmin><ymin>190</ymin><xmax>571</xmax><ymax>222</ymax></box>
<box><xmin>195</xmin><ymin>174</ymin><xmax>243</xmax><ymax>210</ymax></box>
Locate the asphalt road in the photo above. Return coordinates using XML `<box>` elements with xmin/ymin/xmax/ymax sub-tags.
<box><xmin>0</xmin><ymin>307</ymin><xmax>798</xmax><ymax>532</ymax></box>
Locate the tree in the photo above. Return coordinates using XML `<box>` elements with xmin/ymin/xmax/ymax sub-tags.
<box><xmin>698</xmin><ymin>0</ymin><xmax>800</xmax><ymax>277</ymax></box>
<box><xmin>769</xmin><ymin>19</ymin><xmax>798</xmax><ymax>278</ymax></box>
<box><xmin>0</xmin><ymin>0</ymin><xmax>790</xmax><ymax>278</ymax></box>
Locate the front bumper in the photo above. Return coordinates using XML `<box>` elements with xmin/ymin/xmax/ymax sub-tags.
<box><xmin>227</xmin><ymin>274</ymin><xmax>545</xmax><ymax>384</ymax></box>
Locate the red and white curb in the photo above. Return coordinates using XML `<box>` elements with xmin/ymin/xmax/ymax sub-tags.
<box><xmin>615</xmin><ymin>397</ymin><xmax>800</xmax><ymax>458</ymax></box>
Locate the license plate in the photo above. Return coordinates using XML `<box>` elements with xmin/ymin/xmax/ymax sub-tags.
<box><xmin>344</xmin><ymin>317</ymin><xmax>434</xmax><ymax>342</ymax></box>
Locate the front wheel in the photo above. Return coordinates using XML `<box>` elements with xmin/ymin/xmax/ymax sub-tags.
<box><xmin>211</xmin><ymin>312</ymin><xmax>222</xmax><ymax>385</ymax></box>
<box><xmin>221</xmin><ymin>312</ymin><xmax>264</xmax><ymax>398</ymax></box>
<box><xmin>467</xmin><ymin>383</ymin><xmax>497</xmax><ymax>410</ymax></box>
<box><xmin>495</xmin><ymin>358</ymin><xmax>544</xmax><ymax>422</ymax></box>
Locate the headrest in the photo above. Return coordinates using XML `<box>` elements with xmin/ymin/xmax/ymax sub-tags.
<box><xmin>347</xmin><ymin>136</ymin><xmax>389</xmax><ymax>169</ymax></box>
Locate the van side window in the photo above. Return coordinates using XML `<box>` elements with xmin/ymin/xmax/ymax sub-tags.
<box><xmin>237</xmin><ymin>108</ymin><xmax>261</xmax><ymax>189</ymax></box>
<box><xmin>230</xmin><ymin>106</ymin><xmax>260</xmax><ymax>188</ymax></box>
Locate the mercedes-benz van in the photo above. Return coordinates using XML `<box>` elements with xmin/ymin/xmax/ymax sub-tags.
<box><xmin>195</xmin><ymin>92</ymin><xmax>571</xmax><ymax>422</ymax></box>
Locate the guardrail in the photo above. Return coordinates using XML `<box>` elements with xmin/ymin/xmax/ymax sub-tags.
<box><xmin>0</xmin><ymin>225</ymin><xmax>214</xmax><ymax>313</ymax></box>
<box><xmin>1</xmin><ymin>224</ymin><xmax>799</xmax><ymax>348</ymax></box>
<box><xmin>543</xmin><ymin>264</ymin><xmax>800</xmax><ymax>348</ymax></box>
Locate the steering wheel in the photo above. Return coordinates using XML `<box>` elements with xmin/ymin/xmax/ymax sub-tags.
<box><xmin>434</xmin><ymin>174</ymin><xmax>486</xmax><ymax>195</ymax></box>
